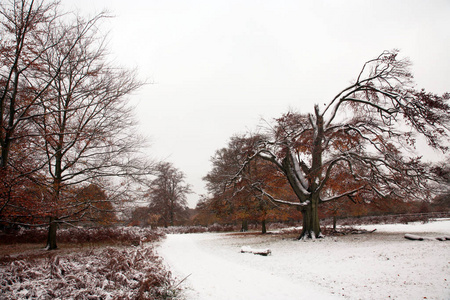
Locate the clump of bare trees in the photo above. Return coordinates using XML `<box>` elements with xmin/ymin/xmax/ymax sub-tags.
<box><xmin>0</xmin><ymin>0</ymin><xmax>152</xmax><ymax>249</ymax></box>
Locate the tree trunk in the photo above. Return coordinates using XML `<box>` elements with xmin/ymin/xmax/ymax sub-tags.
<box><xmin>170</xmin><ymin>197</ymin><xmax>174</xmax><ymax>226</ymax></box>
<box><xmin>297</xmin><ymin>106</ymin><xmax>323</xmax><ymax>240</ymax></box>
<box><xmin>46</xmin><ymin>217</ymin><xmax>58</xmax><ymax>250</ymax></box>
<box><xmin>333</xmin><ymin>215</ymin><xmax>337</xmax><ymax>231</ymax></box>
<box><xmin>241</xmin><ymin>220</ymin><xmax>248</xmax><ymax>232</ymax></box>
<box><xmin>0</xmin><ymin>144</ymin><xmax>10</xmax><ymax>170</ymax></box>
<box><xmin>298</xmin><ymin>197</ymin><xmax>322</xmax><ymax>240</ymax></box>
<box><xmin>261</xmin><ymin>219</ymin><xmax>267</xmax><ymax>234</ymax></box>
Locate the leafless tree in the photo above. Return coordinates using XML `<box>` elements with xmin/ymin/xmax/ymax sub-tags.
<box><xmin>0</xmin><ymin>0</ymin><xmax>106</xmax><ymax>170</ymax></box>
<box><xmin>147</xmin><ymin>162</ymin><xmax>191</xmax><ymax>227</ymax></box>
<box><xmin>0</xmin><ymin>0</ymin><xmax>111</xmax><ymax>226</ymax></box>
<box><xmin>31</xmin><ymin>11</ymin><xmax>150</xmax><ymax>249</ymax></box>
<box><xmin>241</xmin><ymin>50</ymin><xmax>450</xmax><ymax>239</ymax></box>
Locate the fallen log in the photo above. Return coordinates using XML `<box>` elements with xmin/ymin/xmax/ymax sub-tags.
<box><xmin>328</xmin><ymin>228</ymin><xmax>377</xmax><ymax>236</ymax></box>
<box><xmin>252</xmin><ymin>249</ymin><xmax>272</xmax><ymax>256</ymax></box>
<box><xmin>350</xmin><ymin>228</ymin><xmax>377</xmax><ymax>235</ymax></box>
<box><xmin>240</xmin><ymin>246</ymin><xmax>271</xmax><ymax>256</ymax></box>
<box><xmin>404</xmin><ymin>234</ymin><xmax>423</xmax><ymax>241</ymax></box>
<box><xmin>404</xmin><ymin>234</ymin><xmax>450</xmax><ymax>241</ymax></box>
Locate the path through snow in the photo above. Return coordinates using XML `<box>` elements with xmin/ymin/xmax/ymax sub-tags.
<box><xmin>158</xmin><ymin>220</ymin><xmax>450</xmax><ymax>299</ymax></box>
<box><xmin>158</xmin><ymin>233</ymin><xmax>337</xmax><ymax>300</ymax></box>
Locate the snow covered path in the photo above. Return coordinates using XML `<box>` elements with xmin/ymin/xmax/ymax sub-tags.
<box><xmin>158</xmin><ymin>220</ymin><xmax>450</xmax><ymax>299</ymax></box>
<box><xmin>158</xmin><ymin>233</ymin><xmax>337</xmax><ymax>300</ymax></box>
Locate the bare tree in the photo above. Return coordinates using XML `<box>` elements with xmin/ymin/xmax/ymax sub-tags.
<box><xmin>0</xmin><ymin>0</ymin><xmax>58</xmax><ymax>220</ymax></box>
<box><xmin>31</xmin><ymin>12</ymin><xmax>148</xmax><ymax>249</ymax></box>
<box><xmin>241</xmin><ymin>50</ymin><xmax>449</xmax><ymax>239</ymax></box>
<box><xmin>1</xmin><ymin>0</ymin><xmax>53</xmax><ymax>170</ymax></box>
<box><xmin>147</xmin><ymin>162</ymin><xmax>191</xmax><ymax>227</ymax></box>
<box><xmin>0</xmin><ymin>0</ymin><xmax>107</xmax><ymax>170</ymax></box>
<box><xmin>0</xmin><ymin>0</ymin><xmax>112</xmax><ymax>227</ymax></box>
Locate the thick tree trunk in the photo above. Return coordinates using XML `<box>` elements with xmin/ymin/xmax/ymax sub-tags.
<box><xmin>297</xmin><ymin>107</ymin><xmax>324</xmax><ymax>240</ymax></box>
<box><xmin>298</xmin><ymin>197</ymin><xmax>322</xmax><ymax>240</ymax></box>
<box><xmin>261</xmin><ymin>219</ymin><xmax>267</xmax><ymax>234</ymax></box>
<box><xmin>241</xmin><ymin>220</ymin><xmax>248</xmax><ymax>232</ymax></box>
<box><xmin>0</xmin><ymin>144</ymin><xmax>10</xmax><ymax>169</ymax></box>
<box><xmin>46</xmin><ymin>217</ymin><xmax>58</xmax><ymax>250</ymax></box>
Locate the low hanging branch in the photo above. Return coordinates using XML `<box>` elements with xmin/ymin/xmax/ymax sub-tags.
<box><xmin>251</xmin><ymin>183</ymin><xmax>309</xmax><ymax>207</ymax></box>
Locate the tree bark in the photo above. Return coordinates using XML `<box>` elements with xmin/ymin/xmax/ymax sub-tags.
<box><xmin>298</xmin><ymin>106</ymin><xmax>324</xmax><ymax>240</ymax></box>
<box><xmin>170</xmin><ymin>197</ymin><xmax>174</xmax><ymax>226</ymax></box>
<box><xmin>298</xmin><ymin>196</ymin><xmax>322</xmax><ymax>240</ymax></box>
<box><xmin>46</xmin><ymin>217</ymin><xmax>58</xmax><ymax>250</ymax></box>
<box><xmin>261</xmin><ymin>219</ymin><xmax>267</xmax><ymax>234</ymax></box>
<box><xmin>241</xmin><ymin>220</ymin><xmax>248</xmax><ymax>232</ymax></box>
<box><xmin>47</xmin><ymin>144</ymin><xmax>63</xmax><ymax>250</ymax></box>
<box><xmin>333</xmin><ymin>215</ymin><xmax>337</xmax><ymax>231</ymax></box>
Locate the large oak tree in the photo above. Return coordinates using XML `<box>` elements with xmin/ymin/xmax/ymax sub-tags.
<box><xmin>241</xmin><ymin>50</ymin><xmax>449</xmax><ymax>239</ymax></box>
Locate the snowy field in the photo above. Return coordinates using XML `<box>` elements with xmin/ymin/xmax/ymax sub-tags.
<box><xmin>158</xmin><ymin>220</ymin><xmax>450</xmax><ymax>300</ymax></box>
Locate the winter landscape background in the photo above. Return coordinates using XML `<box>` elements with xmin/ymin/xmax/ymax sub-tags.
<box><xmin>1</xmin><ymin>1</ymin><xmax>450</xmax><ymax>299</ymax></box>
<box><xmin>1</xmin><ymin>219</ymin><xmax>449</xmax><ymax>299</ymax></box>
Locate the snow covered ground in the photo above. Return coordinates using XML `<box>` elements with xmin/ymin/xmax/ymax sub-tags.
<box><xmin>158</xmin><ymin>219</ymin><xmax>450</xmax><ymax>300</ymax></box>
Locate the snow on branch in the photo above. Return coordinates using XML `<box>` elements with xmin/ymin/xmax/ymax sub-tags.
<box><xmin>320</xmin><ymin>186</ymin><xmax>366</xmax><ymax>202</ymax></box>
<box><xmin>252</xmin><ymin>183</ymin><xmax>309</xmax><ymax>207</ymax></box>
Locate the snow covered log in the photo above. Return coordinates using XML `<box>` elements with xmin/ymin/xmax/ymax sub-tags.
<box><xmin>240</xmin><ymin>246</ymin><xmax>271</xmax><ymax>256</ymax></box>
<box><xmin>252</xmin><ymin>249</ymin><xmax>272</xmax><ymax>256</ymax></box>
<box><xmin>404</xmin><ymin>234</ymin><xmax>450</xmax><ymax>241</ymax></box>
<box><xmin>240</xmin><ymin>246</ymin><xmax>253</xmax><ymax>253</ymax></box>
<box><xmin>404</xmin><ymin>234</ymin><xmax>424</xmax><ymax>240</ymax></box>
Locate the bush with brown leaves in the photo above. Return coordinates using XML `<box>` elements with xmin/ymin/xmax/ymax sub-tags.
<box><xmin>0</xmin><ymin>244</ymin><xmax>179</xmax><ymax>299</ymax></box>
<box><xmin>0</xmin><ymin>226</ymin><xmax>164</xmax><ymax>246</ymax></box>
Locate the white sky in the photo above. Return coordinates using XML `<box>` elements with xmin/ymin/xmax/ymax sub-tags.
<box><xmin>64</xmin><ymin>0</ymin><xmax>450</xmax><ymax>208</ymax></box>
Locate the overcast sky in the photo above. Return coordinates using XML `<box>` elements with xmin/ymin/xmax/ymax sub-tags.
<box><xmin>64</xmin><ymin>0</ymin><xmax>450</xmax><ymax>208</ymax></box>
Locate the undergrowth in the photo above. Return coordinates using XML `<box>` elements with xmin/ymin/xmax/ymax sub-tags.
<box><xmin>0</xmin><ymin>227</ymin><xmax>180</xmax><ymax>299</ymax></box>
<box><xmin>0</xmin><ymin>226</ymin><xmax>164</xmax><ymax>246</ymax></box>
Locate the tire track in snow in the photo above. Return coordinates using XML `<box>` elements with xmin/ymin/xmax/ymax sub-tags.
<box><xmin>158</xmin><ymin>233</ymin><xmax>337</xmax><ymax>300</ymax></box>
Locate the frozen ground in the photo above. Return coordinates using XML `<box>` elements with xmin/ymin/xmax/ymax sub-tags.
<box><xmin>158</xmin><ymin>219</ymin><xmax>450</xmax><ymax>300</ymax></box>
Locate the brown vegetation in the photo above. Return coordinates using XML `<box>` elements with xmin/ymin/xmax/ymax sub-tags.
<box><xmin>0</xmin><ymin>227</ymin><xmax>179</xmax><ymax>299</ymax></box>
